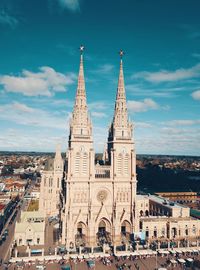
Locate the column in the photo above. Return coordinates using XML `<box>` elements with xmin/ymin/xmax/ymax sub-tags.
<box><xmin>103</xmin><ymin>244</ymin><xmax>106</xmax><ymax>253</ymax></box>
<box><xmin>55</xmin><ymin>247</ymin><xmax>57</xmax><ymax>255</ymax></box>
<box><xmin>15</xmin><ymin>249</ymin><xmax>18</xmax><ymax>258</ymax></box>
<box><xmin>114</xmin><ymin>245</ymin><xmax>116</xmax><ymax>255</ymax></box>
<box><xmin>187</xmin><ymin>240</ymin><xmax>190</xmax><ymax>248</ymax></box>
<box><xmin>168</xmin><ymin>241</ymin><xmax>170</xmax><ymax>249</ymax></box>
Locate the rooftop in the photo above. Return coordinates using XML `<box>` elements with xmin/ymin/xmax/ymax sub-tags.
<box><xmin>149</xmin><ymin>195</ymin><xmax>189</xmax><ymax>209</ymax></box>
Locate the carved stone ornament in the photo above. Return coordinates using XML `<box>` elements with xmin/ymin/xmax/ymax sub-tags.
<box><xmin>97</xmin><ymin>190</ymin><xmax>108</xmax><ymax>202</ymax></box>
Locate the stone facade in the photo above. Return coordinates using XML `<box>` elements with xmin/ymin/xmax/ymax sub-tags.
<box><xmin>39</xmin><ymin>49</ymin><xmax>200</xmax><ymax>250</ymax></box>
<box><xmin>61</xmin><ymin>51</ymin><xmax>137</xmax><ymax>249</ymax></box>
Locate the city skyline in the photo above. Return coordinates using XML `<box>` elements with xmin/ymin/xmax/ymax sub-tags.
<box><xmin>0</xmin><ymin>0</ymin><xmax>200</xmax><ymax>155</ymax></box>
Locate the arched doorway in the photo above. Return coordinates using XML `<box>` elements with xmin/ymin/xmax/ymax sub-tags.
<box><xmin>96</xmin><ymin>218</ymin><xmax>111</xmax><ymax>246</ymax></box>
<box><xmin>121</xmin><ymin>220</ymin><xmax>131</xmax><ymax>244</ymax></box>
<box><xmin>75</xmin><ymin>222</ymin><xmax>87</xmax><ymax>247</ymax></box>
<box><xmin>121</xmin><ymin>220</ymin><xmax>131</xmax><ymax>235</ymax></box>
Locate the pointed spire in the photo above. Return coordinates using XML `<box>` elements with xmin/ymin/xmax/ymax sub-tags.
<box><xmin>55</xmin><ymin>144</ymin><xmax>62</xmax><ymax>160</ymax></box>
<box><xmin>76</xmin><ymin>45</ymin><xmax>86</xmax><ymax>98</ymax></box>
<box><xmin>113</xmin><ymin>50</ymin><xmax>129</xmax><ymax>128</ymax></box>
<box><xmin>69</xmin><ymin>45</ymin><xmax>92</xmax><ymax>139</ymax></box>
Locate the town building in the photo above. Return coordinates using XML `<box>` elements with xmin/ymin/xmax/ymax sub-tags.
<box><xmin>155</xmin><ymin>192</ymin><xmax>198</xmax><ymax>204</ymax></box>
<box><xmin>14</xmin><ymin>211</ymin><xmax>45</xmax><ymax>246</ymax></box>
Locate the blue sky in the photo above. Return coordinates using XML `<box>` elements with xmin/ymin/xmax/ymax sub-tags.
<box><xmin>0</xmin><ymin>0</ymin><xmax>200</xmax><ymax>155</ymax></box>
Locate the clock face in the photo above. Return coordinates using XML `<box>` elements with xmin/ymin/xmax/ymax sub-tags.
<box><xmin>97</xmin><ymin>190</ymin><xmax>108</xmax><ymax>202</ymax></box>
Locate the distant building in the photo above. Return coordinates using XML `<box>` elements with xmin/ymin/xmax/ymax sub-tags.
<box><xmin>14</xmin><ymin>211</ymin><xmax>45</xmax><ymax>246</ymax></box>
<box><xmin>155</xmin><ymin>192</ymin><xmax>198</xmax><ymax>204</ymax></box>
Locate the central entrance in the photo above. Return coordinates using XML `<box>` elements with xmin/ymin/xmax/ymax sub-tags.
<box><xmin>98</xmin><ymin>220</ymin><xmax>106</xmax><ymax>233</ymax></box>
<box><xmin>96</xmin><ymin>219</ymin><xmax>111</xmax><ymax>246</ymax></box>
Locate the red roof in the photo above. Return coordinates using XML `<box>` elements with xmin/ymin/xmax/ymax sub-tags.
<box><xmin>0</xmin><ymin>204</ymin><xmax>6</xmax><ymax>211</ymax></box>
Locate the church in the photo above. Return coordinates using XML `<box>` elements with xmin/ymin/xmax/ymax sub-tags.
<box><xmin>39</xmin><ymin>47</ymin><xmax>200</xmax><ymax>251</ymax></box>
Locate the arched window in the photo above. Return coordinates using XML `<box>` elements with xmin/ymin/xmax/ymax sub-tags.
<box><xmin>117</xmin><ymin>153</ymin><xmax>123</xmax><ymax>175</ymax></box>
<box><xmin>82</xmin><ymin>152</ymin><xmax>88</xmax><ymax>175</ymax></box>
<box><xmin>124</xmin><ymin>154</ymin><xmax>129</xmax><ymax>175</ymax></box>
<box><xmin>75</xmin><ymin>152</ymin><xmax>80</xmax><ymax>174</ymax></box>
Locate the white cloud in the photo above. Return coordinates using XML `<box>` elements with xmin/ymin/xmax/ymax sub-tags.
<box><xmin>0</xmin><ymin>66</ymin><xmax>75</xmax><ymax>96</ymax></box>
<box><xmin>58</xmin><ymin>0</ymin><xmax>80</xmax><ymax>11</ymax></box>
<box><xmin>89</xmin><ymin>101</ymin><xmax>108</xmax><ymax>110</ymax></box>
<box><xmin>192</xmin><ymin>53</ymin><xmax>200</xmax><ymax>59</ymax></box>
<box><xmin>135</xmin><ymin>122</ymin><xmax>153</xmax><ymax>128</ymax></box>
<box><xmin>166</xmin><ymin>119</ymin><xmax>200</xmax><ymax>126</ymax></box>
<box><xmin>127</xmin><ymin>98</ymin><xmax>159</xmax><ymax>113</ymax></box>
<box><xmin>133</xmin><ymin>63</ymin><xmax>200</xmax><ymax>83</ymax></box>
<box><xmin>191</xmin><ymin>90</ymin><xmax>200</xmax><ymax>100</ymax></box>
<box><xmin>0</xmin><ymin>11</ymin><xmax>18</xmax><ymax>28</ymax></box>
<box><xmin>94</xmin><ymin>64</ymin><xmax>114</xmax><ymax>74</ymax></box>
<box><xmin>12</xmin><ymin>102</ymin><xmax>35</xmax><ymax>113</ymax></box>
<box><xmin>91</xmin><ymin>112</ymin><xmax>107</xmax><ymax>118</ymax></box>
<box><xmin>0</xmin><ymin>102</ymin><xmax>70</xmax><ymax>129</ymax></box>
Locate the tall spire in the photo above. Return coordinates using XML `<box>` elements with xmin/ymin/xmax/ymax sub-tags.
<box><xmin>55</xmin><ymin>144</ymin><xmax>62</xmax><ymax>160</ymax></box>
<box><xmin>76</xmin><ymin>45</ymin><xmax>86</xmax><ymax>98</ymax></box>
<box><xmin>69</xmin><ymin>45</ymin><xmax>92</xmax><ymax>140</ymax></box>
<box><xmin>113</xmin><ymin>50</ymin><xmax>129</xmax><ymax>129</ymax></box>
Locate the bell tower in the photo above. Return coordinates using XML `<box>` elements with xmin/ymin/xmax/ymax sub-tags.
<box><xmin>62</xmin><ymin>46</ymin><xmax>95</xmax><ymax>247</ymax></box>
<box><xmin>107</xmin><ymin>50</ymin><xmax>137</xmax><ymax>232</ymax></box>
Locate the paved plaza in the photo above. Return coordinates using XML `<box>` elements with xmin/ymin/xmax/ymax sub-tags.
<box><xmin>4</xmin><ymin>251</ymin><xmax>200</xmax><ymax>270</ymax></box>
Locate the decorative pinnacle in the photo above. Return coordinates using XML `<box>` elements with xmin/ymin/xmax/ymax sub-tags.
<box><xmin>119</xmin><ymin>49</ymin><xmax>124</xmax><ymax>58</ymax></box>
<box><xmin>80</xmin><ymin>45</ymin><xmax>85</xmax><ymax>55</ymax></box>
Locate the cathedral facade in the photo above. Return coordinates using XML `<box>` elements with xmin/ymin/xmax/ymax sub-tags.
<box><xmin>61</xmin><ymin>50</ymin><xmax>138</xmax><ymax>249</ymax></box>
<box><xmin>38</xmin><ymin>48</ymin><xmax>200</xmax><ymax>251</ymax></box>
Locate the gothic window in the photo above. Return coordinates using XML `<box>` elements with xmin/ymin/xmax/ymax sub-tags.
<box><xmin>57</xmin><ymin>178</ymin><xmax>59</xmax><ymax>188</ymax></box>
<box><xmin>82</xmin><ymin>152</ymin><xmax>88</xmax><ymax>175</ymax></box>
<box><xmin>124</xmin><ymin>154</ymin><xmax>129</xmax><ymax>175</ymax></box>
<box><xmin>75</xmin><ymin>152</ymin><xmax>80</xmax><ymax>174</ymax></box>
<box><xmin>117</xmin><ymin>154</ymin><xmax>123</xmax><ymax>175</ymax></box>
<box><xmin>48</xmin><ymin>177</ymin><xmax>53</xmax><ymax>187</ymax></box>
<box><xmin>192</xmin><ymin>225</ymin><xmax>196</xmax><ymax>234</ymax></box>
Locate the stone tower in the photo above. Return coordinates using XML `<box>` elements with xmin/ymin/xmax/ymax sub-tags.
<box><xmin>39</xmin><ymin>145</ymin><xmax>63</xmax><ymax>217</ymax></box>
<box><xmin>61</xmin><ymin>47</ymin><xmax>95</xmax><ymax>247</ymax></box>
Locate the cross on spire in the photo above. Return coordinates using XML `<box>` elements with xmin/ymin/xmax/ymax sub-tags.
<box><xmin>80</xmin><ymin>45</ymin><xmax>85</xmax><ymax>55</ymax></box>
<box><xmin>119</xmin><ymin>49</ymin><xmax>124</xmax><ymax>59</ymax></box>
